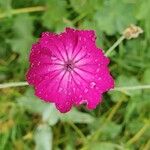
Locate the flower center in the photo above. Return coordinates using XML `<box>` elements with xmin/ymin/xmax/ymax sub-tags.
<box><xmin>64</xmin><ymin>60</ymin><xmax>75</xmax><ymax>71</ymax></box>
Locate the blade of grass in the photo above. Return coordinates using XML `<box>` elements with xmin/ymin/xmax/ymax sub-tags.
<box><xmin>127</xmin><ymin>123</ymin><xmax>149</xmax><ymax>145</ymax></box>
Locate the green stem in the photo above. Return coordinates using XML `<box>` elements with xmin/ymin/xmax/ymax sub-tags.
<box><xmin>106</xmin><ymin>100</ymin><xmax>123</xmax><ymax>121</ymax></box>
<box><xmin>0</xmin><ymin>6</ymin><xmax>46</xmax><ymax>19</ymax></box>
<box><xmin>0</xmin><ymin>81</ymin><xmax>150</xmax><ymax>92</ymax></box>
<box><xmin>112</xmin><ymin>85</ymin><xmax>150</xmax><ymax>91</ymax></box>
<box><xmin>69</xmin><ymin>122</ymin><xmax>86</xmax><ymax>142</ymax></box>
<box><xmin>0</xmin><ymin>82</ymin><xmax>28</xmax><ymax>89</ymax></box>
<box><xmin>105</xmin><ymin>35</ymin><xmax>125</xmax><ymax>56</ymax></box>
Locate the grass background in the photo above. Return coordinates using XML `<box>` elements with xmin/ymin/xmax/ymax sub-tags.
<box><xmin>0</xmin><ymin>0</ymin><xmax>150</xmax><ymax>149</ymax></box>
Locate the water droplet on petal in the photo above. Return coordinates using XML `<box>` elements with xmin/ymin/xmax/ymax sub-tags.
<box><xmin>68</xmin><ymin>92</ymin><xmax>71</xmax><ymax>95</ymax></box>
<box><xmin>90</xmin><ymin>82</ymin><xmax>96</xmax><ymax>88</ymax></box>
<box><xmin>83</xmin><ymin>37</ymin><xmax>86</xmax><ymax>41</ymax></box>
<box><xmin>84</xmin><ymin>88</ymin><xmax>88</xmax><ymax>93</ymax></box>
<box><xmin>98</xmin><ymin>77</ymin><xmax>101</xmax><ymax>81</ymax></box>
<box><xmin>64</xmin><ymin>89</ymin><xmax>67</xmax><ymax>94</ymax></box>
<box><xmin>58</xmin><ymin>87</ymin><xmax>63</xmax><ymax>92</ymax></box>
<box><xmin>79</xmin><ymin>37</ymin><xmax>82</xmax><ymax>41</ymax></box>
<box><xmin>77</xmin><ymin>81</ymin><xmax>81</xmax><ymax>85</ymax></box>
<box><xmin>37</xmin><ymin>61</ymin><xmax>41</xmax><ymax>66</ymax></box>
<box><xmin>79</xmin><ymin>95</ymin><xmax>83</xmax><ymax>99</ymax></box>
<box><xmin>31</xmin><ymin>63</ymin><xmax>34</xmax><ymax>67</ymax></box>
<box><xmin>79</xmin><ymin>99</ymin><xmax>87</xmax><ymax>105</ymax></box>
<box><xmin>92</xmin><ymin>37</ymin><xmax>95</xmax><ymax>41</ymax></box>
<box><xmin>45</xmin><ymin>41</ymin><xmax>48</xmax><ymax>44</ymax></box>
<box><xmin>87</xmin><ymin>53</ymin><xmax>91</xmax><ymax>57</ymax></box>
<box><xmin>65</xmin><ymin>101</ymin><xmax>70</xmax><ymax>106</ymax></box>
<box><xmin>96</xmin><ymin>68</ymin><xmax>100</xmax><ymax>73</ymax></box>
<box><xmin>73</xmin><ymin>88</ymin><xmax>76</xmax><ymax>92</ymax></box>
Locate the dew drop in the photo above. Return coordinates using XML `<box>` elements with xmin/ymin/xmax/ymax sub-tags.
<box><xmin>66</xmin><ymin>46</ymin><xmax>69</xmax><ymax>50</ymax></box>
<box><xmin>92</xmin><ymin>37</ymin><xmax>95</xmax><ymax>41</ymax></box>
<box><xmin>31</xmin><ymin>63</ymin><xmax>34</xmax><ymax>67</ymax></box>
<box><xmin>96</xmin><ymin>68</ymin><xmax>100</xmax><ymax>73</ymax></box>
<box><xmin>58</xmin><ymin>87</ymin><xmax>63</xmax><ymax>92</ymax></box>
<box><xmin>73</xmin><ymin>87</ymin><xmax>76</xmax><ymax>92</ymax></box>
<box><xmin>38</xmin><ymin>91</ymin><xmax>42</xmax><ymax>94</ymax></box>
<box><xmin>83</xmin><ymin>37</ymin><xmax>86</xmax><ymax>41</ymax></box>
<box><xmin>90</xmin><ymin>82</ymin><xmax>96</xmax><ymax>88</ymax></box>
<box><xmin>64</xmin><ymin>89</ymin><xmax>67</xmax><ymax>94</ymax></box>
<box><xmin>79</xmin><ymin>95</ymin><xmax>83</xmax><ymax>99</ymax></box>
<box><xmin>37</xmin><ymin>61</ymin><xmax>40</xmax><ymax>66</ymax></box>
<box><xmin>77</xmin><ymin>81</ymin><xmax>81</xmax><ymax>85</ymax></box>
<box><xmin>45</xmin><ymin>41</ymin><xmax>48</xmax><ymax>44</ymax></box>
<box><xmin>69</xmin><ymin>43</ymin><xmax>72</xmax><ymax>47</ymax></box>
<box><xmin>95</xmin><ymin>59</ymin><xmax>98</xmax><ymax>62</ymax></box>
<box><xmin>79</xmin><ymin>99</ymin><xmax>87</xmax><ymax>105</ymax></box>
<box><xmin>98</xmin><ymin>77</ymin><xmax>101</xmax><ymax>81</ymax></box>
<box><xmin>87</xmin><ymin>53</ymin><xmax>91</xmax><ymax>57</ymax></box>
<box><xmin>84</xmin><ymin>88</ymin><xmax>88</xmax><ymax>93</ymax></box>
<box><xmin>65</xmin><ymin>101</ymin><xmax>70</xmax><ymax>106</ymax></box>
<box><xmin>45</xmin><ymin>94</ymin><xmax>48</xmax><ymax>98</ymax></box>
<box><xmin>79</xmin><ymin>37</ymin><xmax>82</xmax><ymax>41</ymax></box>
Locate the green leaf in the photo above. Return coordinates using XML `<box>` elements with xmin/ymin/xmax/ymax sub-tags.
<box><xmin>125</xmin><ymin>93</ymin><xmax>150</xmax><ymax>123</ymax></box>
<box><xmin>127</xmin><ymin>119</ymin><xmax>143</xmax><ymax>135</ymax></box>
<box><xmin>60</xmin><ymin>108</ymin><xmax>95</xmax><ymax>124</ymax></box>
<box><xmin>42</xmin><ymin>104</ymin><xmax>60</xmax><ymax>126</ymax></box>
<box><xmin>70</xmin><ymin>0</ymin><xmax>96</xmax><ymax>14</ymax></box>
<box><xmin>94</xmin><ymin>0</ymin><xmax>136</xmax><ymax>35</ymax></box>
<box><xmin>124</xmin><ymin>100</ymin><xmax>137</xmax><ymax>123</ymax></box>
<box><xmin>18</xmin><ymin>89</ymin><xmax>94</xmax><ymax>124</ymax></box>
<box><xmin>137</xmin><ymin>0</ymin><xmax>150</xmax><ymax>39</ymax></box>
<box><xmin>42</xmin><ymin>0</ymin><xmax>69</xmax><ymax>31</ymax></box>
<box><xmin>100</xmin><ymin>121</ymin><xmax>122</xmax><ymax>140</ymax></box>
<box><xmin>34</xmin><ymin>124</ymin><xmax>53</xmax><ymax>150</ymax></box>
<box><xmin>142</xmin><ymin>68</ymin><xmax>150</xmax><ymax>84</ymax></box>
<box><xmin>17</xmin><ymin>88</ymin><xmax>48</xmax><ymax>114</ymax></box>
<box><xmin>109</xmin><ymin>91</ymin><xmax>124</xmax><ymax>102</ymax></box>
<box><xmin>9</xmin><ymin>14</ymin><xmax>34</xmax><ymax>62</ymax></box>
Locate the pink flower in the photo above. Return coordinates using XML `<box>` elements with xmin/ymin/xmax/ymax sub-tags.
<box><xmin>26</xmin><ymin>28</ymin><xmax>114</xmax><ymax>113</ymax></box>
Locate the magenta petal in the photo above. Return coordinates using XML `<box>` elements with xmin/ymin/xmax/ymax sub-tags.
<box><xmin>26</xmin><ymin>27</ymin><xmax>115</xmax><ymax>113</ymax></box>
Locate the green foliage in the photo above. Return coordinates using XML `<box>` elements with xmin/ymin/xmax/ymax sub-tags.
<box><xmin>137</xmin><ymin>0</ymin><xmax>150</xmax><ymax>39</ymax></box>
<box><xmin>42</xmin><ymin>0</ymin><xmax>69</xmax><ymax>31</ymax></box>
<box><xmin>9</xmin><ymin>14</ymin><xmax>35</xmax><ymax>63</ymax></box>
<box><xmin>94</xmin><ymin>0</ymin><xmax>136</xmax><ymax>35</ymax></box>
<box><xmin>89</xmin><ymin>142</ymin><xmax>118</xmax><ymax>150</ymax></box>
<box><xmin>0</xmin><ymin>0</ymin><xmax>150</xmax><ymax>150</ymax></box>
<box><xmin>34</xmin><ymin>124</ymin><xmax>53</xmax><ymax>150</ymax></box>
